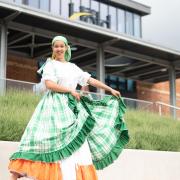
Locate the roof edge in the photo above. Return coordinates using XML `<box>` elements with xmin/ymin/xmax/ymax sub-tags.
<box><xmin>1</xmin><ymin>0</ymin><xmax>180</xmax><ymax>57</ymax></box>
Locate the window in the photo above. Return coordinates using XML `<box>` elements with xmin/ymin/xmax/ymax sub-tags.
<box><xmin>100</xmin><ymin>3</ymin><xmax>108</xmax><ymax>21</ymax></box>
<box><xmin>71</xmin><ymin>0</ymin><xmax>80</xmax><ymax>12</ymax></box>
<box><xmin>50</xmin><ymin>0</ymin><xmax>60</xmax><ymax>14</ymax></box>
<box><xmin>70</xmin><ymin>0</ymin><xmax>80</xmax><ymax>20</ymax></box>
<box><xmin>28</xmin><ymin>0</ymin><xmax>39</xmax><ymax>8</ymax></box>
<box><xmin>109</xmin><ymin>75</ymin><xmax>118</xmax><ymax>89</ymax></box>
<box><xmin>40</xmin><ymin>0</ymin><xmax>49</xmax><ymax>11</ymax></box>
<box><xmin>91</xmin><ymin>0</ymin><xmax>99</xmax><ymax>11</ymax></box>
<box><xmin>15</xmin><ymin>0</ymin><xmax>22</xmax><ymax>4</ymax></box>
<box><xmin>61</xmin><ymin>0</ymin><xmax>71</xmax><ymax>18</ymax></box>
<box><xmin>125</xmin><ymin>11</ymin><xmax>133</xmax><ymax>35</ymax></box>
<box><xmin>99</xmin><ymin>2</ymin><xmax>108</xmax><ymax>28</ymax></box>
<box><xmin>118</xmin><ymin>77</ymin><xmax>127</xmax><ymax>91</ymax></box>
<box><xmin>105</xmin><ymin>76</ymin><xmax>135</xmax><ymax>92</ymax></box>
<box><xmin>134</xmin><ymin>14</ymin><xmax>141</xmax><ymax>37</ymax></box>
<box><xmin>80</xmin><ymin>0</ymin><xmax>90</xmax><ymax>9</ymax></box>
<box><xmin>109</xmin><ymin>6</ymin><xmax>117</xmax><ymax>31</ymax></box>
<box><xmin>117</xmin><ymin>9</ymin><xmax>125</xmax><ymax>33</ymax></box>
<box><xmin>127</xmin><ymin>79</ymin><xmax>135</xmax><ymax>92</ymax></box>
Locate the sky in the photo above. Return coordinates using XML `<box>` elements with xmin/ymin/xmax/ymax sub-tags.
<box><xmin>134</xmin><ymin>0</ymin><xmax>180</xmax><ymax>51</ymax></box>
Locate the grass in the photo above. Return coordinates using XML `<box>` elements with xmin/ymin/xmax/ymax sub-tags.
<box><xmin>125</xmin><ymin>109</ymin><xmax>180</xmax><ymax>151</ymax></box>
<box><xmin>0</xmin><ymin>90</ymin><xmax>40</xmax><ymax>141</ymax></box>
<box><xmin>0</xmin><ymin>90</ymin><xmax>180</xmax><ymax>151</ymax></box>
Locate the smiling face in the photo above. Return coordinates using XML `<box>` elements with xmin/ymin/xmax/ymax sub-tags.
<box><xmin>52</xmin><ymin>40</ymin><xmax>67</xmax><ymax>61</ymax></box>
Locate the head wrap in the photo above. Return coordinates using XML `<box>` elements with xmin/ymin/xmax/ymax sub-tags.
<box><xmin>52</xmin><ymin>36</ymin><xmax>71</xmax><ymax>61</ymax></box>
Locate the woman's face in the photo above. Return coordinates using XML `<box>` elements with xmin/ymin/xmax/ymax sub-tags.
<box><xmin>52</xmin><ymin>40</ymin><xmax>67</xmax><ymax>60</ymax></box>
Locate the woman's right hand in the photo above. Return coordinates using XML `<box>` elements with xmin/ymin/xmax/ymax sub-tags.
<box><xmin>110</xmin><ymin>88</ymin><xmax>121</xmax><ymax>98</ymax></box>
<box><xmin>70</xmin><ymin>90</ymin><xmax>81</xmax><ymax>101</ymax></box>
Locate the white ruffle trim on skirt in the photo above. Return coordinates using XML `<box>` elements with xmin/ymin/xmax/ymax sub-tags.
<box><xmin>60</xmin><ymin>140</ymin><xmax>92</xmax><ymax>180</ymax></box>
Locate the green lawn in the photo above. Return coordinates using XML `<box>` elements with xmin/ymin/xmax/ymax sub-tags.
<box><xmin>0</xmin><ymin>90</ymin><xmax>40</xmax><ymax>141</ymax></box>
<box><xmin>125</xmin><ymin>109</ymin><xmax>180</xmax><ymax>151</ymax></box>
<box><xmin>0</xmin><ymin>90</ymin><xmax>180</xmax><ymax>151</ymax></box>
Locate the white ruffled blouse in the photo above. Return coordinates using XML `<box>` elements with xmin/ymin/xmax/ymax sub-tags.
<box><xmin>42</xmin><ymin>59</ymin><xmax>91</xmax><ymax>89</ymax></box>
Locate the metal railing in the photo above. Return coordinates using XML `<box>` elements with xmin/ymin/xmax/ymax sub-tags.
<box><xmin>0</xmin><ymin>78</ymin><xmax>35</xmax><ymax>94</ymax></box>
<box><xmin>0</xmin><ymin>78</ymin><xmax>179</xmax><ymax>119</ymax></box>
<box><xmin>155</xmin><ymin>101</ymin><xmax>180</xmax><ymax>120</ymax></box>
<box><xmin>123</xmin><ymin>97</ymin><xmax>154</xmax><ymax>111</ymax></box>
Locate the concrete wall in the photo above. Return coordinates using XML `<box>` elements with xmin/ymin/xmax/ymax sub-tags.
<box><xmin>1</xmin><ymin>141</ymin><xmax>180</xmax><ymax>180</ymax></box>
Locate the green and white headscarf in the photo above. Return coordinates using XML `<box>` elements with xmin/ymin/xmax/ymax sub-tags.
<box><xmin>37</xmin><ymin>36</ymin><xmax>71</xmax><ymax>75</ymax></box>
<box><xmin>52</xmin><ymin>35</ymin><xmax>71</xmax><ymax>62</ymax></box>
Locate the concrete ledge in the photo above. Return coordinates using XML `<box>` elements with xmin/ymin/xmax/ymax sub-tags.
<box><xmin>0</xmin><ymin>141</ymin><xmax>28</xmax><ymax>180</ymax></box>
<box><xmin>1</xmin><ymin>141</ymin><xmax>180</xmax><ymax>180</ymax></box>
<box><xmin>98</xmin><ymin>148</ymin><xmax>180</xmax><ymax>180</ymax></box>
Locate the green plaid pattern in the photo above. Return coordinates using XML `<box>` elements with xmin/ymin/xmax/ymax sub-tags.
<box><xmin>86</xmin><ymin>99</ymin><xmax>124</xmax><ymax>160</ymax></box>
<box><xmin>10</xmin><ymin>91</ymin><xmax>129</xmax><ymax>169</ymax></box>
<box><xmin>19</xmin><ymin>92</ymin><xmax>90</xmax><ymax>153</ymax></box>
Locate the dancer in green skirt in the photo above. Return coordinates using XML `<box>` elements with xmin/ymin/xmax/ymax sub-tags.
<box><xmin>9</xmin><ymin>35</ymin><xmax>129</xmax><ymax>180</ymax></box>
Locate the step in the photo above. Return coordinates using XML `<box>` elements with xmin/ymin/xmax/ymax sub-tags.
<box><xmin>1</xmin><ymin>141</ymin><xmax>180</xmax><ymax>180</ymax></box>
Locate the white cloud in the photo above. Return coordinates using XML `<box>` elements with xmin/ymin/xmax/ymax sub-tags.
<box><xmin>135</xmin><ymin>0</ymin><xmax>180</xmax><ymax>51</ymax></box>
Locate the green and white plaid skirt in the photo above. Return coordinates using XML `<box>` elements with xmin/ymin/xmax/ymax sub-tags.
<box><xmin>10</xmin><ymin>91</ymin><xmax>129</xmax><ymax>170</ymax></box>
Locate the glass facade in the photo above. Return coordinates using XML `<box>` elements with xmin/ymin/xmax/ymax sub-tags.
<box><xmin>89</xmin><ymin>73</ymin><xmax>135</xmax><ymax>93</ymax></box>
<box><xmin>109</xmin><ymin>6</ymin><xmax>117</xmax><ymax>31</ymax></box>
<box><xmin>125</xmin><ymin>11</ymin><xmax>133</xmax><ymax>35</ymax></box>
<box><xmin>91</xmin><ymin>0</ymin><xmax>99</xmax><ymax>12</ymax></box>
<box><xmin>10</xmin><ymin>0</ymin><xmax>141</xmax><ymax>94</ymax></box>
<box><xmin>105</xmin><ymin>75</ymin><xmax>136</xmax><ymax>93</ymax></box>
<box><xmin>117</xmin><ymin>9</ymin><xmax>125</xmax><ymax>33</ymax></box>
<box><xmin>61</xmin><ymin>0</ymin><xmax>70</xmax><ymax>18</ymax></box>
<box><xmin>15</xmin><ymin>0</ymin><xmax>22</xmax><ymax>4</ymax></box>
<box><xmin>13</xmin><ymin>0</ymin><xmax>142</xmax><ymax>38</ymax></box>
<box><xmin>100</xmin><ymin>3</ymin><xmax>108</xmax><ymax>28</ymax></box>
<box><xmin>28</xmin><ymin>0</ymin><xmax>39</xmax><ymax>8</ymax></box>
<box><xmin>40</xmin><ymin>0</ymin><xmax>49</xmax><ymax>11</ymax></box>
<box><xmin>50</xmin><ymin>0</ymin><xmax>60</xmax><ymax>14</ymax></box>
<box><xmin>71</xmin><ymin>0</ymin><xmax>80</xmax><ymax>12</ymax></box>
<box><xmin>134</xmin><ymin>14</ymin><xmax>141</xmax><ymax>37</ymax></box>
<box><xmin>81</xmin><ymin>0</ymin><xmax>90</xmax><ymax>8</ymax></box>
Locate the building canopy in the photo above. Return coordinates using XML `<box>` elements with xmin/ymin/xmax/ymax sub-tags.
<box><xmin>0</xmin><ymin>1</ymin><xmax>180</xmax><ymax>83</ymax></box>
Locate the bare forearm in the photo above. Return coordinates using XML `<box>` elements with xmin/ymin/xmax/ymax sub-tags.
<box><xmin>45</xmin><ymin>80</ymin><xmax>72</xmax><ymax>93</ymax></box>
<box><xmin>88</xmin><ymin>77</ymin><xmax>112</xmax><ymax>92</ymax></box>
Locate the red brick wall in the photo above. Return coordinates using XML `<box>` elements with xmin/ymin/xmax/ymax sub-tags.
<box><xmin>137</xmin><ymin>80</ymin><xmax>180</xmax><ymax>117</ymax></box>
<box><xmin>6</xmin><ymin>53</ymin><xmax>180</xmax><ymax>117</ymax></box>
<box><xmin>6</xmin><ymin>53</ymin><xmax>39</xmax><ymax>83</ymax></box>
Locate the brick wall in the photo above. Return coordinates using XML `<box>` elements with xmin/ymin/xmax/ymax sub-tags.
<box><xmin>137</xmin><ymin>80</ymin><xmax>180</xmax><ymax>117</ymax></box>
<box><xmin>6</xmin><ymin>53</ymin><xmax>180</xmax><ymax>117</ymax></box>
<box><xmin>6</xmin><ymin>53</ymin><xmax>39</xmax><ymax>83</ymax></box>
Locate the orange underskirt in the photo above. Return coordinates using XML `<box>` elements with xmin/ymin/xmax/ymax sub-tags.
<box><xmin>9</xmin><ymin>159</ymin><xmax>98</xmax><ymax>180</ymax></box>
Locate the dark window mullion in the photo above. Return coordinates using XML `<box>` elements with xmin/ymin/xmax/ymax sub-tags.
<box><xmin>38</xmin><ymin>0</ymin><xmax>40</xmax><ymax>9</ymax></box>
<box><xmin>132</xmin><ymin>13</ymin><xmax>134</xmax><ymax>36</ymax></box>
<box><xmin>140</xmin><ymin>16</ymin><xmax>142</xmax><ymax>37</ymax></box>
<box><xmin>116</xmin><ymin>8</ymin><xmax>118</xmax><ymax>32</ymax></box>
<box><xmin>59</xmin><ymin>0</ymin><xmax>61</xmax><ymax>15</ymax></box>
<box><xmin>48</xmin><ymin>0</ymin><xmax>51</xmax><ymax>12</ymax></box>
<box><xmin>124</xmin><ymin>11</ymin><xmax>127</xmax><ymax>34</ymax></box>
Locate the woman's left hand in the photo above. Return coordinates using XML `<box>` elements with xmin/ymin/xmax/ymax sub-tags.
<box><xmin>110</xmin><ymin>88</ymin><xmax>121</xmax><ymax>98</ymax></box>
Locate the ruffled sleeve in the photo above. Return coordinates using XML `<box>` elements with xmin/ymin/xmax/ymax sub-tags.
<box><xmin>74</xmin><ymin>64</ymin><xmax>91</xmax><ymax>86</ymax></box>
<box><xmin>41</xmin><ymin>61</ymin><xmax>58</xmax><ymax>83</ymax></box>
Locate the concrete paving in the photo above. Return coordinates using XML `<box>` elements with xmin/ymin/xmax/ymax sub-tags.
<box><xmin>0</xmin><ymin>141</ymin><xmax>28</xmax><ymax>180</ymax></box>
<box><xmin>1</xmin><ymin>141</ymin><xmax>180</xmax><ymax>180</ymax></box>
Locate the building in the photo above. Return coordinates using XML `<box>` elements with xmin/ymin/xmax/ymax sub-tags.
<box><xmin>0</xmin><ymin>0</ymin><xmax>180</xmax><ymax>117</ymax></box>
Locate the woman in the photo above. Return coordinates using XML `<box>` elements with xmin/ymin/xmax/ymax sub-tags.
<box><xmin>9</xmin><ymin>36</ymin><xmax>129</xmax><ymax>180</ymax></box>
